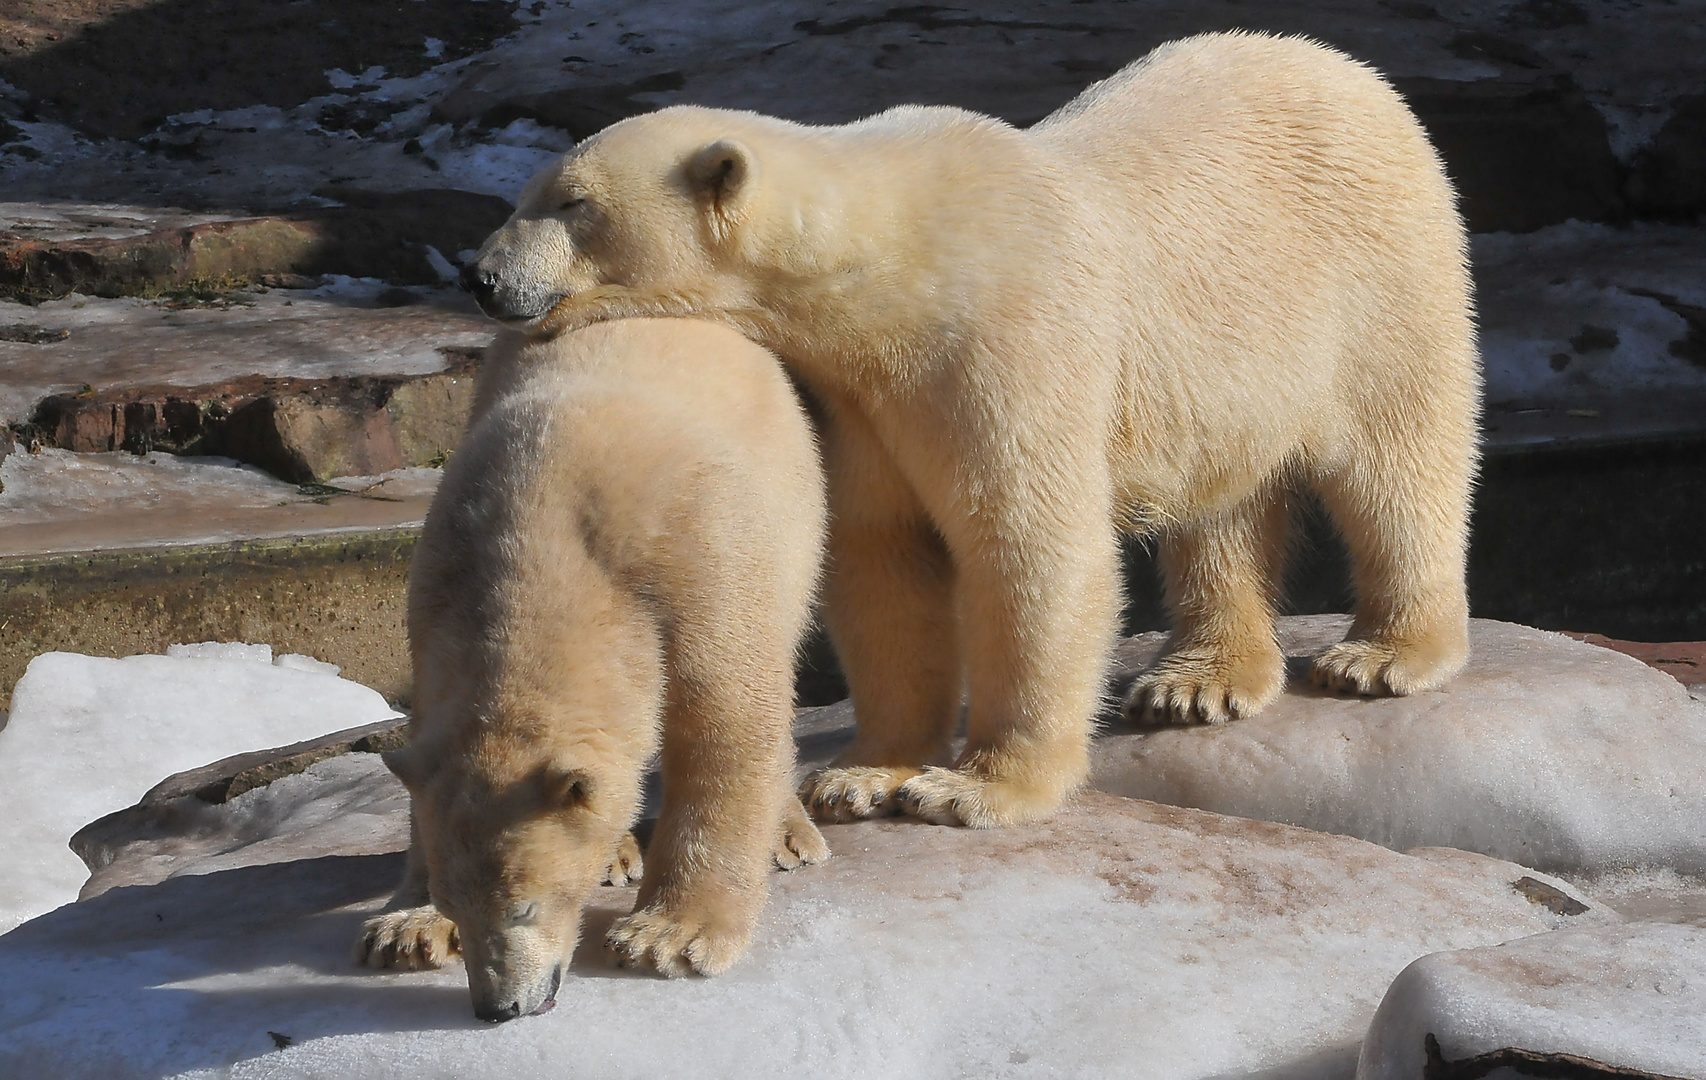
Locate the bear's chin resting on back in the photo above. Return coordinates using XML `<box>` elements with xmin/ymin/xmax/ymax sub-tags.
<box><xmin>464</xmin><ymin>30</ymin><xmax>1480</xmax><ymax>830</ymax></box>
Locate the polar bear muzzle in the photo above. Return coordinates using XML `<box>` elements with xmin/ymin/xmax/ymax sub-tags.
<box><xmin>460</xmin><ymin>215</ymin><xmax>578</xmax><ymax>325</ymax></box>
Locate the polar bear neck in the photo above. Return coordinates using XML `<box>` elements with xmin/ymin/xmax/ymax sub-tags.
<box><xmin>728</xmin><ymin>107</ymin><xmax>1087</xmax><ymax>394</ymax></box>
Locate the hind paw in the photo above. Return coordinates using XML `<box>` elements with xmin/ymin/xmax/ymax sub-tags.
<box><xmin>604</xmin><ymin>831</ymin><xmax>644</xmax><ymax>886</ymax></box>
<box><xmin>1122</xmin><ymin>646</ymin><xmax>1283</xmax><ymax>725</ymax></box>
<box><xmin>774</xmin><ymin>798</ymin><xmax>829</xmax><ymax>869</ymax></box>
<box><xmin>1311</xmin><ymin>633</ymin><xmax>1465</xmax><ymax>697</ymax></box>
<box><xmin>798</xmin><ymin>766</ymin><xmax>917</xmax><ymax>822</ymax></box>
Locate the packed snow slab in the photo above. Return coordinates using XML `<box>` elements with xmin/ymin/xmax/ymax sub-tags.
<box><xmin>0</xmin><ymin>786</ymin><xmax>1613</xmax><ymax>1080</ymax></box>
<box><xmin>0</xmin><ymin>646</ymin><xmax>400</xmax><ymax>933</ymax></box>
<box><xmin>0</xmin><ymin>449</ymin><xmax>440</xmax><ymax>555</ymax></box>
<box><xmin>1093</xmin><ymin>616</ymin><xmax>1706</xmax><ymax>874</ymax></box>
<box><xmin>1358</xmin><ymin>922</ymin><xmax>1706</xmax><ymax>1080</ymax></box>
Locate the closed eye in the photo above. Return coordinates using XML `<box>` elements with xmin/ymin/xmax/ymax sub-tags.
<box><xmin>558</xmin><ymin>198</ymin><xmax>585</xmax><ymax>212</ymax></box>
<box><xmin>510</xmin><ymin>901</ymin><xmax>540</xmax><ymax>925</ymax></box>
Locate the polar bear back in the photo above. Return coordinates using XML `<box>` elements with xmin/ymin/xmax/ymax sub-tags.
<box><xmin>1027</xmin><ymin>31</ymin><xmax>1478</xmax><ymax>518</ymax></box>
<box><xmin>414</xmin><ymin>318</ymin><xmax>825</xmax><ymax>689</ymax></box>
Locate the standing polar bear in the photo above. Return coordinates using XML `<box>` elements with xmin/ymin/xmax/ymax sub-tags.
<box><xmin>358</xmin><ymin>319</ymin><xmax>828</xmax><ymax>1019</ymax></box>
<box><xmin>464</xmin><ymin>32</ymin><xmax>1481</xmax><ymax>831</ymax></box>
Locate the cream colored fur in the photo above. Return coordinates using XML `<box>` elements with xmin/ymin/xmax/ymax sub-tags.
<box><xmin>465</xmin><ymin>32</ymin><xmax>1481</xmax><ymax>830</ymax></box>
<box><xmin>355</xmin><ymin>318</ymin><xmax>828</xmax><ymax>1017</ymax></box>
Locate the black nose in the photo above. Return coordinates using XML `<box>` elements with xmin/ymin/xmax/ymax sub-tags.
<box><xmin>460</xmin><ymin>262</ymin><xmax>496</xmax><ymax>303</ymax></box>
<box><xmin>475</xmin><ymin>1000</ymin><xmax>522</xmax><ymax>1024</ymax></box>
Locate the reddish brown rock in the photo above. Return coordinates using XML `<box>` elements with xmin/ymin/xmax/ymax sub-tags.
<box><xmin>1565</xmin><ymin>632</ymin><xmax>1706</xmax><ymax>688</ymax></box>
<box><xmin>21</xmin><ymin>346</ymin><xmax>480</xmax><ymax>483</ymax></box>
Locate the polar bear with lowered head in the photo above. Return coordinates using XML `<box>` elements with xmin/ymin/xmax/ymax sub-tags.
<box><xmin>357</xmin><ymin>318</ymin><xmax>828</xmax><ymax>1019</ymax></box>
<box><xmin>461</xmin><ymin>32</ymin><xmax>1481</xmax><ymax>831</ymax></box>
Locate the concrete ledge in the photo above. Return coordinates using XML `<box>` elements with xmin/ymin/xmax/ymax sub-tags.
<box><xmin>0</xmin><ymin>528</ymin><xmax>416</xmax><ymax>710</ymax></box>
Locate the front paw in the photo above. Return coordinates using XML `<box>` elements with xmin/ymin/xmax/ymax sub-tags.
<box><xmin>896</xmin><ymin>762</ymin><xmax>1072</xmax><ymax>829</ymax></box>
<box><xmin>798</xmin><ymin>766</ymin><xmax>918</xmax><ymax>822</ymax></box>
<box><xmin>606</xmin><ymin>905</ymin><xmax>753</xmax><ymax>978</ymax></box>
<box><xmin>354</xmin><ymin>905</ymin><xmax>459</xmax><ymax>969</ymax></box>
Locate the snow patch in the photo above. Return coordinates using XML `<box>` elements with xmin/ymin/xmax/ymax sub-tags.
<box><xmin>274</xmin><ymin>655</ymin><xmax>343</xmax><ymax>678</ymax></box>
<box><xmin>1597</xmin><ymin>101</ymin><xmax>1675</xmax><ymax>163</ymax></box>
<box><xmin>0</xmin><ymin>650</ymin><xmax>400</xmax><ymax>932</ymax></box>
<box><xmin>488</xmin><ymin>118</ymin><xmax>574</xmax><ymax>152</ymax></box>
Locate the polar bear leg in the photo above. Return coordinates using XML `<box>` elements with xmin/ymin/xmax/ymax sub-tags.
<box><xmin>355</xmin><ymin>819</ymin><xmax>461</xmax><ymax>969</ymax></box>
<box><xmin>897</xmin><ymin>500</ymin><xmax>1121</xmax><ymax>828</ymax></box>
<box><xmin>1124</xmin><ymin>491</ymin><xmax>1288</xmax><ymax>725</ymax></box>
<box><xmin>609</xmin><ymin>647</ymin><xmax>794</xmax><ymax>977</ymax></box>
<box><xmin>1310</xmin><ymin>442</ymin><xmax>1471</xmax><ymax>696</ymax></box>
<box><xmin>799</xmin><ymin>415</ymin><xmax>960</xmax><ymax>823</ymax></box>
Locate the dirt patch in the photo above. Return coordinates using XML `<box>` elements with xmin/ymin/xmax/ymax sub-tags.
<box><xmin>0</xmin><ymin>0</ymin><xmax>521</xmax><ymax>140</ymax></box>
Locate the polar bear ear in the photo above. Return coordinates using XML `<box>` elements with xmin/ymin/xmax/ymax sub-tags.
<box><xmin>686</xmin><ymin>138</ymin><xmax>756</xmax><ymax>221</ymax></box>
<box><xmin>382</xmin><ymin>744</ymin><xmax>432</xmax><ymax>791</ymax></box>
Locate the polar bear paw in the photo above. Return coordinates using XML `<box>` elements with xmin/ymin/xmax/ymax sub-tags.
<box><xmin>774</xmin><ymin>799</ymin><xmax>830</xmax><ymax>870</ymax></box>
<box><xmin>606</xmin><ymin>906</ymin><xmax>751</xmax><ymax>978</ymax></box>
<box><xmin>604</xmin><ymin>831</ymin><xmax>644</xmax><ymax>886</ymax></box>
<box><xmin>1122</xmin><ymin>647</ymin><xmax>1284</xmax><ymax>725</ymax></box>
<box><xmin>354</xmin><ymin>905</ymin><xmax>460</xmax><ymax>969</ymax></box>
<box><xmin>1310</xmin><ymin>635</ymin><xmax>1464</xmax><ymax>697</ymax></box>
<box><xmin>895</xmin><ymin>765</ymin><xmax>1065</xmax><ymax>829</ymax></box>
<box><xmin>798</xmin><ymin>766</ymin><xmax>918</xmax><ymax>822</ymax></box>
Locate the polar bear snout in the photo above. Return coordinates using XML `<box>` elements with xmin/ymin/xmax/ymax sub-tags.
<box><xmin>470</xmin><ymin>959</ymin><xmax>563</xmax><ymax>1023</ymax></box>
<box><xmin>462</xmin><ymin>216</ymin><xmax>585</xmax><ymax>325</ymax></box>
<box><xmin>463</xmin><ymin>918</ymin><xmax>576</xmax><ymax>1022</ymax></box>
<box><xmin>459</xmin><ymin>251</ymin><xmax>559</xmax><ymax>324</ymax></box>
<box><xmin>458</xmin><ymin>262</ymin><xmax>501</xmax><ymax>313</ymax></box>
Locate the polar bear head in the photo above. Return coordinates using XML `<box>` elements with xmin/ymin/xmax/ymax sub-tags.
<box><xmin>384</xmin><ymin>731</ymin><xmax>639</xmax><ymax>1021</ymax></box>
<box><xmin>461</xmin><ymin>105</ymin><xmax>830</xmax><ymax>336</ymax></box>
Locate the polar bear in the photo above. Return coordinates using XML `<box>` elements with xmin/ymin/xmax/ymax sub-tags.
<box><xmin>355</xmin><ymin>318</ymin><xmax>829</xmax><ymax>1019</ymax></box>
<box><xmin>460</xmin><ymin>32</ymin><xmax>1481</xmax><ymax>831</ymax></box>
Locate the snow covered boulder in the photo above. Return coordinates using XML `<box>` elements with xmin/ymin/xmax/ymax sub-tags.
<box><xmin>0</xmin><ymin>644</ymin><xmax>400</xmax><ymax>932</ymax></box>
<box><xmin>0</xmin><ymin>785</ymin><xmax>1615</xmax><ymax>1079</ymax></box>
<box><xmin>1093</xmin><ymin>616</ymin><xmax>1706</xmax><ymax>874</ymax></box>
<box><xmin>1358</xmin><ymin>922</ymin><xmax>1706</xmax><ymax>1080</ymax></box>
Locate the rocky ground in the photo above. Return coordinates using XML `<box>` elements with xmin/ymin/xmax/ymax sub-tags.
<box><xmin>2</xmin><ymin>620</ymin><xmax>1705</xmax><ymax>1077</ymax></box>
